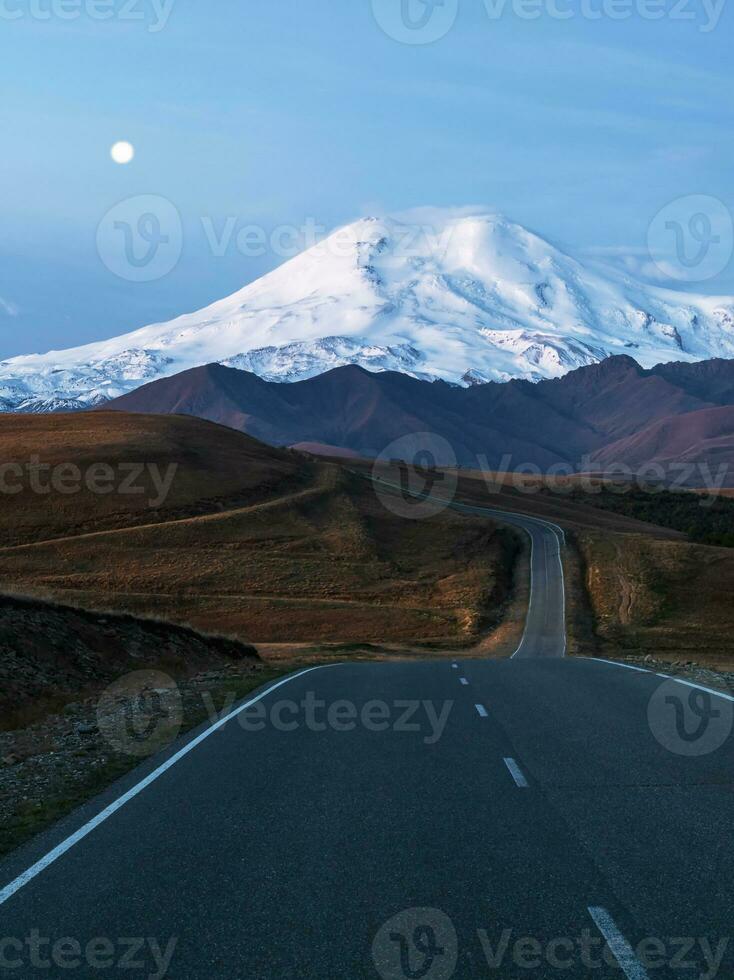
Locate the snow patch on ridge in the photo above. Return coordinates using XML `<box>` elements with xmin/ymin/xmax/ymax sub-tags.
<box><xmin>222</xmin><ymin>336</ymin><xmax>426</xmax><ymax>382</ymax></box>
<box><xmin>0</xmin><ymin>349</ymin><xmax>173</xmax><ymax>413</ymax></box>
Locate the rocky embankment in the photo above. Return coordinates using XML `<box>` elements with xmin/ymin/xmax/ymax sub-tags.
<box><xmin>0</xmin><ymin>594</ymin><xmax>264</xmax><ymax>857</ymax></box>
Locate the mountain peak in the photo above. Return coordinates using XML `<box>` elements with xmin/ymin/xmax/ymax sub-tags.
<box><xmin>564</xmin><ymin>354</ymin><xmax>644</xmax><ymax>381</ymax></box>
<box><xmin>1</xmin><ymin>207</ymin><xmax>733</xmax><ymax>412</ymax></box>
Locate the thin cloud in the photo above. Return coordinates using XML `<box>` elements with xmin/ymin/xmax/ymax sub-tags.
<box><xmin>0</xmin><ymin>297</ymin><xmax>19</xmax><ymax>317</ymax></box>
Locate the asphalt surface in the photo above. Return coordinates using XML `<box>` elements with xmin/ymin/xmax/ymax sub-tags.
<box><xmin>1</xmin><ymin>497</ymin><xmax>732</xmax><ymax>979</ymax></box>
<box><xmin>1</xmin><ymin>659</ymin><xmax>732</xmax><ymax>979</ymax></box>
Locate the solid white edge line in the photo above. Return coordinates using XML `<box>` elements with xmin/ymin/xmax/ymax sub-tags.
<box><xmin>510</xmin><ymin>523</ymin><xmax>535</xmax><ymax>659</ymax></box>
<box><xmin>475</xmin><ymin>704</ymin><xmax>488</xmax><ymax>717</ymax></box>
<box><xmin>664</xmin><ymin>676</ymin><xmax>734</xmax><ymax>703</ymax></box>
<box><xmin>503</xmin><ymin>757</ymin><xmax>529</xmax><ymax>788</ymax></box>
<box><xmin>0</xmin><ymin>663</ymin><xmax>341</xmax><ymax>908</ymax></box>
<box><xmin>588</xmin><ymin>907</ymin><xmax>651</xmax><ymax>980</ymax></box>
<box><xmin>590</xmin><ymin>657</ymin><xmax>650</xmax><ymax>674</ymax></box>
<box><xmin>557</xmin><ymin>524</ymin><xmax>567</xmax><ymax>658</ymax></box>
<box><xmin>584</xmin><ymin>657</ymin><xmax>734</xmax><ymax>703</ymax></box>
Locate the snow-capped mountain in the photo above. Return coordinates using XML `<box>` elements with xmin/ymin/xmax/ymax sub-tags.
<box><xmin>3</xmin><ymin>209</ymin><xmax>734</xmax><ymax>411</ymax></box>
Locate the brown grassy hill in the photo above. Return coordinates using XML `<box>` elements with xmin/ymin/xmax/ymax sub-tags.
<box><xmin>0</xmin><ymin>413</ymin><xmax>519</xmax><ymax>647</ymax></box>
<box><xmin>0</xmin><ymin>412</ymin><xmax>301</xmax><ymax>546</ymax></box>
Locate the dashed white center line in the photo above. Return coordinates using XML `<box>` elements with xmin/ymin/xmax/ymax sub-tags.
<box><xmin>504</xmin><ymin>758</ymin><xmax>529</xmax><ymax>788</ymax></box>
<box><xmin>587</xmin><ymin>907</ymin><xmax>650</xmax><ymax>980</ymax></box>
<box><xmin>460</xmin><ymin>678</ymin><xmax>469</xmax><ymax>686</ymax></box>
<box><xmin>474</xmin><ymin>704</ymin><xmax>488</xmax><ymax>718</ymax></box>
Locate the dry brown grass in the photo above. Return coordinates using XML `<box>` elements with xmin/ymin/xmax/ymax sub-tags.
<box><xmin>0</xmin><ymin>416</ymin><xmax>520</xmax><ymax>647</ymax></box>
<box><xmin>0</xmin><ymin>412</ymin><xmax>302</xmax><ymax>546</ymax></box>
<box><xmin>577</xmin><ymin>531</ymin><xmax>734</xmax><ymax>669</ymax></box>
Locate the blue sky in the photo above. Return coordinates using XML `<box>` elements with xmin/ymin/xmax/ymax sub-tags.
<box><xmin>1</xmin><ymin>0</ymin><xmax>732</xmax><ymax>357</ymax></box>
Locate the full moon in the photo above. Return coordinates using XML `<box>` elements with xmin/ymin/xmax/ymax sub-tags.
<box><xmin>110</xmin><ymin>141</ymin><xmax>135</xmax><ymax>165</ymax></box>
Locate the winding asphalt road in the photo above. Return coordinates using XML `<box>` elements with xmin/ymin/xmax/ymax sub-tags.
<box><xmin>372</xmin><ymin>474</ymin><xmax>567</xmax><ymax>659</ymax></box>
<box><xmin>0</xmin><ymin>493</ymin><xmax>732</xmax><ymax>979</ymax></box>
<box><xmin>449</xmin><ymin>498</ymin><xmax>566</xmax><ymax>659</ymax></box>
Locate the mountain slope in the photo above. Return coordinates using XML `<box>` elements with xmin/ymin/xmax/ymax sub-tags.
<box><xmin>103</xmin><ymin>354</ymin><xmax>734</xmax><ymax>478</ymax></box>
<box><xmin>2</xmin><ymin>210</ymin><xmax>734</xmax><ymax>410</ymax></box>
<box><xmin>105</xmin><ymin>361</ymin><xmax>598</xmax><ymax>466</ymax></box>
<box><xmin>590</xmin><ymin>405</ymin><xmax>734</xmax><ymax>472</ymax></box>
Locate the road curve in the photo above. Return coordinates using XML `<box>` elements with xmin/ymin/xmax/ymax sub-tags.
<box><xmin>371</xmin><ymin>476</ymin><xmax>567</xmax><ymax>658</ymax></box>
